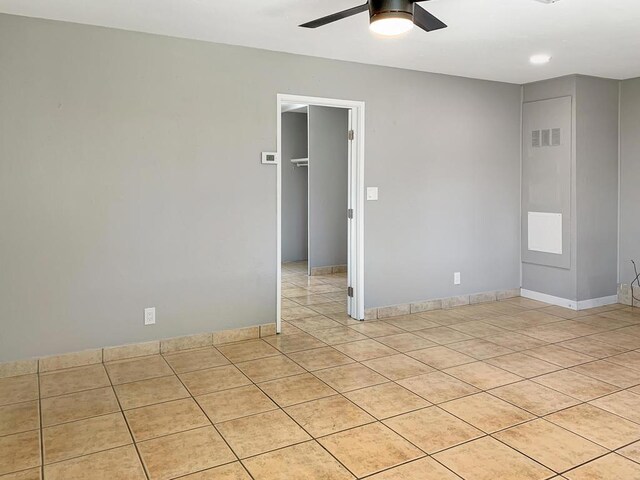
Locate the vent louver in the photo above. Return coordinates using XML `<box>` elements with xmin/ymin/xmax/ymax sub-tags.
<box><xmin>532</xmin><ymin>130</ymin><xmax>541</xmax><ymax>148</ymax></box>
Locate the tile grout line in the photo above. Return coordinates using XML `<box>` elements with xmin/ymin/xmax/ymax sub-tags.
<box><xmin>103</xmin><ymin>358</ymin><xmax>150</xmax><ymax>480</ymax></box>
<box><xmin>197</xmin><ymin>339</ymin><xmax>361</xmax><ymax>478</ymax></box>
<box><xmin>37</xmin><ymin>443</ymin><xmax>150</xmax><ymax>470</ymax></box>
<box><xmin>282</xmin><ymin>294</ymin><xmax>640</xmax><ymax>478</ymax></box>
<box><xmin>269</xmin><ymin>326</ymin><xmax>497</xmax><ymax>479</ymax></box>
<box><xmin>4</xmin><ymin>295</ymin><xmax>637</xmax><ymax>479</ymax></box>
<box><xmin>284</xmin><ymin>306</ymin><xmax>640</xmax><ymax>377</ymax></box>
<box><xmin>490</xmin><ymin>433</ymin><xmax>611</xmax><ymax>477</ymax></box>
<box><xmin>255</xmin><ymin>360</ymin><xmax>431</xmax><ymax>478</ymax></box>
<box><xmin>37</xmin><ymin>368</ymin><xmax>44</xmax><ymax>480</ymax></box>
<box><xmin>162</xmin><ymin>351</ymin><xmax>258</xmax><ymax>480</ymax></box>
<box><xmin>280</xmin><ymin>303</ymin><xmax>640</xmax><ymax>399</ymax></box>
<box><xmin>231</xmin><ymin>293</ymin><xmax>635</xmax><ymax>478</ymax></box>
<box><xmin>29</xmin><ymin>334</ymin><xmax>640</xmax><ymax>478</ymax></box>
<box><xmin>208</xmin><ymin>332</ymin><xmax>433</xmax><ymax>478</ymax></box>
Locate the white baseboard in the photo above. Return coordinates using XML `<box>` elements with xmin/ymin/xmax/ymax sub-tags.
<box><xmin>521</xmin><ymin>289</ymin><xmax>618</xmax><ymax>311</ymax></box>
<box><xmin>576</xmin><ymin>295</ymin><xmax>619</xmax><ymax>310</ymax></box>
<box><xmin>521</xmin><ymin>289</ymin><xmax>577</xmax><ymax>310</ymax></box>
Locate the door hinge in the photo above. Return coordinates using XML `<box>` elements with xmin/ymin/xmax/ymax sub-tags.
<box><xmin>347</xmin><ymin>286</ymin><xmax>354</xmax><ymax>297</ymax></box>
<box><xmin>348</xmin><ymin>130</ymin><xmax>355</xmax><ymax>141</ymax></box>
<box><xmin>347</xmin><ymin>208</ymin><xmax>354</xmax><ymax>219</ymax></box>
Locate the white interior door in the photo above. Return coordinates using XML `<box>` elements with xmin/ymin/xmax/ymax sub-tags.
<box><xmin>277</xmin><ymin>94</ymin><xmax>365</xmax><ymax>332</ymax></box>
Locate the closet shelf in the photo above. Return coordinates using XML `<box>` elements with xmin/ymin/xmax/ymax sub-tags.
<box><xmin>291</xmin><ymin>158</ymin><xmax>308</xmax><ymax>167</ymax></box>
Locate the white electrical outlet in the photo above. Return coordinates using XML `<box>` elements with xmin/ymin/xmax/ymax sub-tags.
<box><xmin>144</xmin><ymin>307</ymin><xmax>156</xmax><ymax>326</ymax></box>
<box><xmin>454</xmin><ymin>272</ymin><xmax>461</xmax><ymax>285</ymax></box>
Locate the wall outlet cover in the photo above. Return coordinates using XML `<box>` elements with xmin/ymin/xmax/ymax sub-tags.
<box><xmin>144</xmin><ymin>307</ymin><xmax>156</xmax><ymax>326</ymax></box>
<box><xmin>366</xmin><ymin>187</ymin><xmax>379</xmax><ymax>201</ymax></box>
<box><xmin>454</xmin><ymin>272</ymin><xmax>461</xmax><ymax>285</ymax></box>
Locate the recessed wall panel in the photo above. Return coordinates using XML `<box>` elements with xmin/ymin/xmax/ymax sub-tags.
<box><xmin>522</xmin><ymin>96</ymin><xmax>572</xmax><ymax>269</ymax></box>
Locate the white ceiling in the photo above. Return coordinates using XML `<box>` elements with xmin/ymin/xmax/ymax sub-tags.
<box><xmin>2</xmin><ymin>0</ymin><xmax>640</xmax><ymax>84</ymax></box>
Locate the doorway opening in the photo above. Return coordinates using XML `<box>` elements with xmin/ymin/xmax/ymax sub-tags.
<box><xmin>276</xmin><ymin>95</ymin><xmax>365</xmax><ymax>334</ymax></box>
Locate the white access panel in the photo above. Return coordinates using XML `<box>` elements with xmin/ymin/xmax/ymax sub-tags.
<box><xmin>528</xmin><ymin>212</ymin><xmax>563</xmax><ymax>255</ymax></box>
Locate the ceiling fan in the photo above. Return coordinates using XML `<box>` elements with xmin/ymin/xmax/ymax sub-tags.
<box><xmin>300</xmin><ymin>0</ymin><xmax>447</xmax><ymax>37</ymax></box>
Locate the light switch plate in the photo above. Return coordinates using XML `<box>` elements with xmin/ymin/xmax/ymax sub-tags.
<box><xmin>261</xmin><ymin>152</ymin><xmax>279</xmax><ymax>165</ymax></box>
<box><xmin>366</xmin><ymin>187</ymin><xmax>379</xmax><ymax>201</ymax></box>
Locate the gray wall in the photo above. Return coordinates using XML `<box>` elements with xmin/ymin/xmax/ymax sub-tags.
<box><xmin>620</xmin><ymin>77</ymin><xmax>640</xmax><ymax>285</ymax></box>
<box><xmin>308</xmin><ymin>106</ymin><xmax>348</xmax><ymax>270</ymax></box>
<box><xmin>522</xmin><ymin>76</ymin><xmax>578</xmax><ymax>300</ymax></box>
<box><xmin>575</xmin><ymin>76</ymin><xmax>620</xmax><ymax>301</ymax></box>
<box><xmin>281</xmin><ymin>112</ymin><xmax>308</xmax><ymax>263</ymax></box>
<box><xmin>0</xmin><ymin>13</ymin><xmax>522</xmax><ymax>362</ymax></box>
<box><xmin>522</xmin><ymin>75</ymin><xmax>620</xmax><ymax>302</ymax></box>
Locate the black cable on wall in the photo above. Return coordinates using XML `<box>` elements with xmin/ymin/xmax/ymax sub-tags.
<box><xmin>632</xmin><ymin>260</ymin><xmax>640</xmax><ymax>307</ymax></box>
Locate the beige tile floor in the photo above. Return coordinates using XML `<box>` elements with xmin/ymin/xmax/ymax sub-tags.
<box><xmin>1</xmin><ymin>261</ymin><xmax>640</xmax><ymax>479</ymax></box>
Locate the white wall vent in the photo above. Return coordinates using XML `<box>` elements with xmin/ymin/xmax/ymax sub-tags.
<box><xmin>551</xmin><ymin>128</ymin><xmax>561</xmax><ymax>146</ymax></box>
<box><xmin>541</xmin><ymin>129</ymin><xmax>551</xmax><ymax>147</ymax></box>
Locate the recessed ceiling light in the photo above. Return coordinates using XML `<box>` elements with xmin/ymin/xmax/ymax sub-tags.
<box><xmin>530</xmin><ymin>54</ymin><xmax>552</xmax><ymax>65</ymax></box>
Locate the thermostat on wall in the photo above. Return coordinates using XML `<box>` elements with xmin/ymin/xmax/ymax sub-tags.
<box><xmin>261</xmin><ymin>152</ymin><xmax>279</xmax><ymax>165</ymax></box>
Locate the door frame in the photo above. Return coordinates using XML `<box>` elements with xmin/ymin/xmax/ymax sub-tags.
<box><xmin>276</xmin><ymin>94</ymin><xmax>366</xmax><ymax>333</ymax></box>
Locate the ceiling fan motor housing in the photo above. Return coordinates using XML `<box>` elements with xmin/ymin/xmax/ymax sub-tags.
<box><xmin>369</xmin><ymin>0</ymin><xmax>414</xmax><ymax>22</ymax></box>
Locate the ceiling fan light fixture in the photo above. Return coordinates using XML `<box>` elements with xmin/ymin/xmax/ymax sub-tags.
<box><xmin>299</xmin><ymin>0</ymin><xmax>446</xmax><ymax>36</ymax></box>
<box><xmin>369</xmin><ymin>12</ymin><xmax>414</xmax><ymax>36</ymax></box>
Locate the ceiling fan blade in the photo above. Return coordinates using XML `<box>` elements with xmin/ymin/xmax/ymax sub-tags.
<box><xmin>300</xmin><ymin>3</ymin><xmax>369</xmax><ymax>28</ymax></box>
<box><xmin>413</xmin><ymin>4</ymin><xmax>447</xmax><ymax>32</ymax></box>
